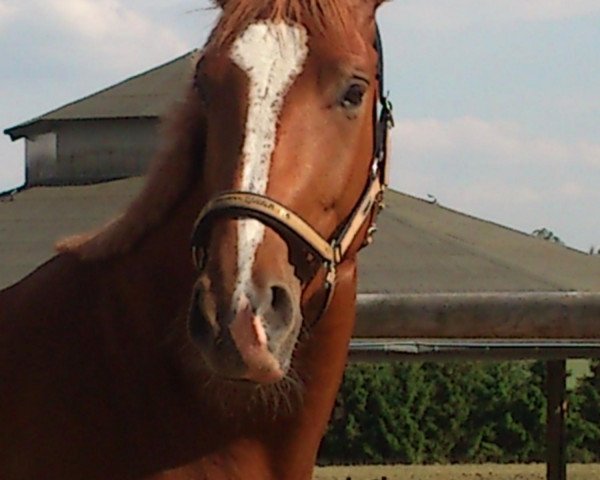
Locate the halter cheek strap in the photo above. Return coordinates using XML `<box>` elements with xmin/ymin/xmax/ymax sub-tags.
<box><xmin>190</xmin><ymin>24</ymin><xmax>394</xmax><ymax>324</ymax></box>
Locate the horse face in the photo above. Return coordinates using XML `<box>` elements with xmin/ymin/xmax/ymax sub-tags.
<box><xmin>187</xmin><ymin>7</ymin><xmax>380</xmax><ymax>384</ymax></box>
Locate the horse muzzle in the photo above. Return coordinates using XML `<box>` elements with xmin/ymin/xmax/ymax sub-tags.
<box><xmin>187</xmin><ymin>270</ymin><xmax>301</xmax><ymax>384</ymax></box>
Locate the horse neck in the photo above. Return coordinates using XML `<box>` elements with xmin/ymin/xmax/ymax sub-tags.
<box><xmin>118</xmin><ymin>185</ymin><xmax>206</xmax><ymax>316</ymax></box>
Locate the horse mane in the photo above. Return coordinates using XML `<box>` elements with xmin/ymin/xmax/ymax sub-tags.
<box><xmin>55</xmin><ymin>69</ymin><xmax>207</xmax><ymax>260</ymax></box>
<box><xmin>56</xmin><ymin>0</ymin><xmax>367</xmax><ymax>261</ymax></box>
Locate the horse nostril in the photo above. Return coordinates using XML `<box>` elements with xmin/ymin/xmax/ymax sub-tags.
<box><xmin>270</xmin><ymin>285</ymin><xmax>292</xmax><ymax>319</ymax></box>
<box><xmin>189</xmin><ymin>305</ymin><xmax>207</xmax><ymax>342</ymax></box>
<box><xmin>189</xmin><ymin>292</ymin><xmax>213</xmax><ymax>343</ymax></box>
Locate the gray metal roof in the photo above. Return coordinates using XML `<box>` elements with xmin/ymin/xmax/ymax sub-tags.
<box><xmin>2</xmin><ymin>178</ymin><xmax>600</xmax><ymax>344</ymax></box>
<box><xmin>360</xmin><ymin>190</ymin><xmax>600</xmax><ymax>293</ymax></box>
<box><xmin>5</xmin><ymin>52</ymin><xmax>197</xmax><ymax>140</ymax></box>
<box><xmin>0</xmin><ymin>179</ymin><xmax>139</xmax><ymax>288</ymax></box>
<box><xmin>2</xmin><ymin>177</ymin><xmax>600</xmax><ymax>293</ymax></box>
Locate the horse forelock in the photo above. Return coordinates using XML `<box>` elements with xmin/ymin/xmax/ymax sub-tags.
<box><xmin>208</xmin><ymin>0</ymin><xmax>356</xmax><ymax>48</ymax></box>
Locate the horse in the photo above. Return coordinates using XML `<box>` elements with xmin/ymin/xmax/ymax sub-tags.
<box><xmin>0</xmin><ymin>0</ymin><xmax>393</xmax><ymax>478</ymax></box>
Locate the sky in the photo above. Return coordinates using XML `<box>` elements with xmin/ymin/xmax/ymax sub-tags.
<box><xmin>0</xmin><ymin>0</ymin><xmax>599</xmax><ymax>252</ymax></box>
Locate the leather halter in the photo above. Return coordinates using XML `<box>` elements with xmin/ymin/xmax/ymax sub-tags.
<box><xmin>191</xmin><ymin>25</ymin><xmax>394</xmax><ymax>322</ymax></box>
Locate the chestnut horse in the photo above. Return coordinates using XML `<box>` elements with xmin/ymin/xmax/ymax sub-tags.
<box><xmin>0</xmin><ymin>0</ymin><xmax>392</xmax><ymax>478</ymax></box>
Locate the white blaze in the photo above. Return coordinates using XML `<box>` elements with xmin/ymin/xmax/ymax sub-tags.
<box><xmin>230</xmin><ymin>21</ymin><xmax>308</xmax><ymax>307</ymax></box>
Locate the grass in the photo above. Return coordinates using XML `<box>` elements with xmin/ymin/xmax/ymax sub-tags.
<box><xmin>567</xmin><ymin>359</ymin><xmax>592</xmax><ymax>389</ymax></box>
<box><xmin>314</xmin><ymin>464</ymin><xmax>600</xmax><ymax>480</ymax></box>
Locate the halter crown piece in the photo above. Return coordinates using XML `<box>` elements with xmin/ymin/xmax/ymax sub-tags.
<box><xmin>191</xmin><ymin>24</ymin><xmax>394</xmax><ymax>323</ymax></box>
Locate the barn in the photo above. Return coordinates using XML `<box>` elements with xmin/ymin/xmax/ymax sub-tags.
<box><xmin>4</xmin><ymin>52</ymin><xmax>197</xmax><ymax>186</ymax></box>
<box><xmin>2</xmin><ymin>52</ymin><xmax>600</xmax><ymax>479</ymax></box>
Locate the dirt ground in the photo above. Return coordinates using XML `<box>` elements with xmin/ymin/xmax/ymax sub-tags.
<box><xmin>314</xmin><ymin>464</ymin><xmax>600</xmax><ymax>480</ymax></box>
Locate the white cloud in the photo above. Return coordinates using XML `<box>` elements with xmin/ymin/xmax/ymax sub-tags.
<box><xmin>4</xmin><ymin>0</ymin><xmax>190</xmax><ymax>73</ymax></box>
<box><xmin>389</xmin><ymin>116</ymin><xmax>600</xmax><ymax>250</ymax></box>
<box><xmin>0</xmin><ymin>1</ymin><xmax>16</xmax><ymax>28</ymax></box>
<box><xmin>394</xmin><ymin>117</ymin><xmax>599</xmax><ymax>169</ymax></box>
<box><xmin>386</xmin><ymin>0</ymin><xmax>600</xmax><ymax>30</ymax></box>
<box><xmin>47</xmin><ymin>0</ymin><xmax>136</xmax><ymax>39</ymax></box>
<box><xmin>580</xmin><ymin>142</ymin><xmax>600</xmax><ymax>168</ymax></box>
<box><xmin>508</xmin><ymin>0</ymin><xmax>600</xmax><ymax>22</ymax></box>
<box><xmin>558</xmin><ymin>181</ymin><xmax>588</xmax><ymax>198</ymax></box>
<box><xmin>554</xmin><ymin>95</ymin><xmax>600</xmax><ymax>115</ymax></box>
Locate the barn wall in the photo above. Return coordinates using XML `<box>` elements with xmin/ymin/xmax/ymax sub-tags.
<box><xmin>25</xmin><ymin>133</ymin><xmax>57</xmax><ymax>185</ymax></box>
<box><xmin>57</xmin><ymin>119</ymin><xmax>159</xmax><ymax>184</ymax></box>
<box><xmin>27</xmin><ymin>118</ymin><xmax>160</xmax><ymax>186</ymax></box>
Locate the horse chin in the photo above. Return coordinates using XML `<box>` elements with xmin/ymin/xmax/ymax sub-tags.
<box><xmin>180</xmin><ymin>313</ymin><xmax>303</xmax><ymax>416</ymax></box>
<box><xmin>195</xmin><ymin>332</ymin><xmax>295</xmax><ymax>387</ymax></box>
<box><xmin>182</xmin><ymin>351</ymin><xmax>304</xmax><ymax>418</ymax></box>
<box><xmin>198</xmin><ymin>350</ymin><xmax>288</xmax><ymax>385</ymax></box>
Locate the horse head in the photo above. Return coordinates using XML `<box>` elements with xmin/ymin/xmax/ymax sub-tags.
<box><xmin>186</xmin><ymin>0</ymin><xmax>391</xmax><ymax>385</ymax></box>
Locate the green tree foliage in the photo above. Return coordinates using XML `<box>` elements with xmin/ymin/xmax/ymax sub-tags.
<box><xmin>321</xmin><ymin>363</ymin><xmax>432</xmax><ymax>464</ymax></box>
<box><xmin>419</xmin><ymin>362</ymin><xmax>478</xmax><ymax>462</ymax></box>
<box><xmin>567</xmin><ymin>359</ymin><xmax>600</xmax><ymax>461</ymax></box>
<box><xmin>531</xmin><ymin>227</ymin><xmax>565</xmax><ymax>245</ymax></box>
<box><xmin>319</xmin><ymin>361</ymin><xmax>599</xmax><ymax>465</ymax></box>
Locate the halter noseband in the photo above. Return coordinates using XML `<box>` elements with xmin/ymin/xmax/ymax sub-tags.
<box><xmin>191</xmin><ymin>25</ymin><xmax>394</xmax><ymax>323</ymax></box>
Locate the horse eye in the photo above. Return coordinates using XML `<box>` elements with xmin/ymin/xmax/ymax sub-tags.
<box><xmin>340</xmin><ymin>83</ymin><xmax>366</xmax><ymax>109</ymax></box>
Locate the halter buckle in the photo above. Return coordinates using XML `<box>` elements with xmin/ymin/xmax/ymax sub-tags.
<box><xmin>363</xmin><ymin>225</ymin><xmax>378</xmax><ymax>247</ymax></box>
<box><xmin>371</xmin><ymin>159</ymin><xmax>380</xmax><ymax>179</ymax></box>
<box><xmin>331</xmin><ymin>242</ymin><xmax>343</xmax><ymax>265</ymax></box>
<box><xmin>383</xmin><ymin>95</ymin><xmax>394</xmax><ymax>128</ymax></box>
<box><xmin>324</xmin><ymin>261</ymin><xmax>337</xmax><ymax>290</ymax></box>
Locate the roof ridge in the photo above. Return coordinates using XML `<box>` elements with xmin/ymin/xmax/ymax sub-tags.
<box><xmin>4</xmin><ymin>50</ymin><xmax>197</xmax><ymax>139</ymax></box>
<box><xmin>387</xmin><ymin>188</ymin><xmax>591</xmax><ymax>258</ymax></box>
<box><xmin>382</xmin><ymin>195</ymin><xmax>568</xmax><ymax>291</ymax></box>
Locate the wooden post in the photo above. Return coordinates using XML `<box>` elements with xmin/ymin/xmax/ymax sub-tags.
<box><xmin>546</xmin><ymin>360</ymin><xmax>567</xmax><ymax>480</ymax></box>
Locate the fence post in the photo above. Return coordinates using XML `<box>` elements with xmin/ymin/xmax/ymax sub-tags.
<box><xmin>546</xmin><ymin>360</ymin><xmax>567</xmax><ymax>480</ymax></box>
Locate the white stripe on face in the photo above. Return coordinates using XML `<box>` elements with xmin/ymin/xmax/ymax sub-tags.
<box><xmin>230</xmin><ymin>21</ymin><xmax>308</xmax><ymax>309</ymax></box>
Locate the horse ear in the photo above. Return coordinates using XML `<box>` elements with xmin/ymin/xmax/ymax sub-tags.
<box><xmin>352</xmin><ymin>0</ymin><xmax>387</xmax><ymax>31</ymax></box>
<box><xmin>361</xmin><ymin>0</ymin><xmax>387</xmax><ymax>10</ymax></box>
<box><xmin>355</xmin><ymin>0</ymin><xmax>388</xmax><ymax>22</ymax></box>
<box><xmin>372</xmin><ymin>0</ymin><xmax>390</xmax><ymax>14</ymax></box>
<box><xmin>212</xmin><ymin>0</ymin><xmax>229</xmax><ymax>9</ymax></box>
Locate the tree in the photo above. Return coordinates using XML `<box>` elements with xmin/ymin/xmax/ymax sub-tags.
<box><xmin>320</xmin><ymin>363</ymin><xmax>432</xmax><ymax>464</ymax></box>
<box><xmin>451</xmin><ymin>361</ymin><xmax>545</xmax><ymax>463</ymax></box>
<box><xmin>532</xmin><ymin>227</ymin><xmax>564</xmax><ymax>245</ymax></box>
<box><xmin>419</xmin><ymin>362</ymin><xmax>478</xmax><ymax>462</ymax></box>
<box><xmin>567</xmin><ymin>359</ymin><xmax>600</xmax><ymax>461</ymax></box>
